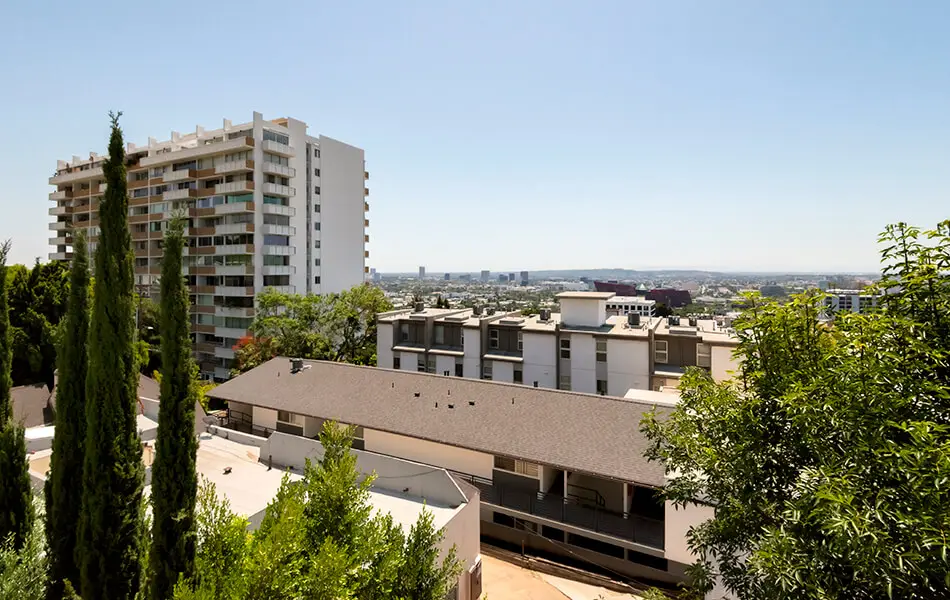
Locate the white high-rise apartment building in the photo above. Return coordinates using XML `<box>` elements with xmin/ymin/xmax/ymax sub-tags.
<box><xmin>48</xmin><ymin>112</ymin><xmax>371</xmax><ymax>381</ymax></box>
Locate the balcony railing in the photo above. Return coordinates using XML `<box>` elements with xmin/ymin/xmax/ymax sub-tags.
<box><xmin>262</xmin><ymin>140</ymin><xmax>294</xmax><ymax>156</ymax></box>
<box><xmin>163</xmin><ymin>169</ymin><xmax>196</xmax><ymax>183</ymax></box>
<box><xmin>453</xmin><ymin>474</ymin><xmax>665</xmax><ymax>550</ymax></box>
<box><xmin>261</xmin><ymin>203</ymin><xmax>295</xmax><ymax>217</ymax></box>
<box><xmin>262</xmin><ymin>162</ymin><xmax>296</xmax><ymax>177</ymax></box>
<box><xmin>263</xmin><ymin>183</ymin><xmax>295</xmax><ymax>197</ymax></box>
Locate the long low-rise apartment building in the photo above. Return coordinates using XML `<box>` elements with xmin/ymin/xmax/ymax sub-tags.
<box><xmin>209</xmin><ymin>357</ymin><xmax>715</xmax><ymax>586</ymax></box>
<box><xmin>377</xmin><ymin>291</ymin><xmax>739</xmax><ymax>394</ymax></box>
<box><xmin>49</xmin><ymin>111</ymin><xmax>370</xmax><ymax>380</ymax></box>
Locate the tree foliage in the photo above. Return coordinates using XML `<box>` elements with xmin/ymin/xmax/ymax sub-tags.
<box><xmin>0</xmin><ymin>240</ymin><xmax>34</xmax><ymax>552</ymax></box>
<box><xmin>175</xmin><ymin>422</ymin><xmax>462</xmax><ymax>599</ymax></box>
<box><xmin>6</xmin><ymin>260</ymin><xmax>68</xmax><ymax>388</ymax></box>
<box><xmin>642</xmin><ymin>220</ymin><xmax>950</xmax><ymax>599</ymax></box>
<box><xmin>44</xmin><ymin>229</ymin><xmax>90</xmax><ymax>600</ymax></box>
<box><xmin>0</xmin><ymin>500</ymin><xmax>46</xmax><ymax>600</ymax></box>
<box><xmin>233</xmin><ymin>284</ymin><xmax>393</xmax><ymax>374</ymax></box>
<box><xmin>149</xmin><ymin>220</ymin><xmax>199</xmax><ymax>600</ymax></box>
<box><xmin>78</xmin><ymin>112</ymin><xmax>145</xmax><ymax>600</ymax></box>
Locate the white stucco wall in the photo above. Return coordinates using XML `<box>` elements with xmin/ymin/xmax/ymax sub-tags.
<box><xmin>491</xmin><ymin>360</ymin><xmax>514</xmax><ymax>383</ymax></box>
<box><xmin>363</xmin><ymin>429</ymin><xmax>494</xmax><ymax>479</ymax></box>
<box><xmin>376</xmin><ymin>322</ymin><xmax>394</xmax><ymax>368</ymax></box>
<box><xmin>522</xmin><ymin>332</ymin><xmax>556</xmax><ymax>389</ymax></box>
<box><xmin>463</xmin><ymin>327</ymin><xmax>481</xmax><ymax>378</ymax></box>
<box><xmin>606</xmin><ymin>338</ymin><xmax>651</xmax><ymax>395</ymax></box>
<box><xmin>560</xmin><ymin>298</ymin><xmax>606</xmax><ymax>327</ymax></box>
<box><xmin>399</xmin><ymin>351</ymin><xmax>420</xmax><ymax>371</ymax></box>
<box><xmin>665</xmin><ymin>501</ymin><xmax>715</xmax><ymax>566</ymax></box>
<box><xmin>569</xmin><ymin>333</ymin><xmax>597</xmax><ymax>394</ymax></box>
<box><xmin>317</xmin><ymin>136</ymin><xmax>366</xmax><ymax>294</ymax></box>
<box><xmin>710</xmin><ymin>345</ymin><xmax>739</xmax><ymax>382</ymax></box>
<box><xmin>539</xmin><ymin>464</ymin><xmax>560</xmax><ymax>493</ymax></box>
<box><xmin>434</xmin><ymin>354</ymin><xmax>457</xmax><ymax>377</ymax></box>
<box><xmin>441</xmin><ymin>492</ymin><xmax>481</xmax><ymax>600</ymax></box>
<box><xmin>253</xmin><ymin>406</ymin><xmax>278</xmax><ymax>431</ymax></box>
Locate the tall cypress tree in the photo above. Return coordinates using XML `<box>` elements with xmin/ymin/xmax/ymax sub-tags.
<box><xmin>0</xmin><ymin>240</ymin><xmax>34</xmax><ymax>550</ymax></box>
<box><xmin>148</xmin><ymin>218</ymin><xmax>198</xmax><ymax>600</ymax></box>
<box><xmin>78</xmin><ymin>112</ymin><xmax>145</xmax><ymax>600</ymax></box>
<box><xmin>45</xmin><ymin>229</ymin><xmax>90</xmax><ymax>599</ymax></box>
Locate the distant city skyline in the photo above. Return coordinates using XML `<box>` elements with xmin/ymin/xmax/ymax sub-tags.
<box><xmin>3</xmin><ymin>1</ymin><xmax>949</xmax><ymax>270</ymax></box>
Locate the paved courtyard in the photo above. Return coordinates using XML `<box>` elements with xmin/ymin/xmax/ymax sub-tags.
<box><xmin>481</xmin><ymin>553</ymin><xmax>645</xmax><ymax>600</ymax></box>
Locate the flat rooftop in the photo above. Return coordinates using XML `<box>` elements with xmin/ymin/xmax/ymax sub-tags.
<box><xmin>607</xmin><ymin>296</ymin><xmax>656</xmax><ymax>305</ymax></box>
<box><xmin>555</xmin><ymin>292</ymin><xmax>616</xmax><ymax>300</ymax></box>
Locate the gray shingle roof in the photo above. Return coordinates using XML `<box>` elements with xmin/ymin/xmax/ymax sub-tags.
<box><xmin>12</xmin><ymin>383</ymin><xmax>53</xmax><ymax>428</ymax></box>
<box><xmin>208</xmin><ymin>358</ymin><xmax>670</xmax><ymax>486</ymax></box>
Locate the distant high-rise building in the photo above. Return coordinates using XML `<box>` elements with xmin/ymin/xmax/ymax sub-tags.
<box><xmin>443</xmin><ymin>273</ymin><xmax>450</xmax><ymax>281</ymax></box>
<box><xmin>418</xmin><ymin>266</ymin><xmax>426</xmax><ymax>279</ymax></box>
<box><xmin>508</xmin><ymin>273</ymin><xmax>516</xmax><ymax>282</ymax></box>
<box><xmin>48</xmin><ymin>111</ymin><xmax>369</xmax><ymax>382</ymax></box>
<box><xmin>498</xmin><ymin>274</ymin><xmax>508</xmax><ymax>283</ymax></box>
<box><xmin>480</xmin><ymin>270</ymin><xmax>490</xmax><ymax>282</ymax></box>
<box><xmin>459</xmin><ymin>274</ymin><xmax>472</xmax><ymax>282</ymax></box>
<box><xmin>520</xmin><ymin>271</ymin><xmax>529</xmax><ymax>286</ymax></box>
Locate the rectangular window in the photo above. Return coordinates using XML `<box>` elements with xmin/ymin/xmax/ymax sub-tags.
<box><xmin>314</xmin><ymin>276</ymin><xmax>321</xmax><ymax>285</ymax></box>
<box><xmin>559</xmin><ymin>375</ymin><xmax>571</xmax><ymax>390</ymax></box>
<box><xmin>263</xmin><ymin>130</ymin><xmax>290</xmax><ymax>145</ymax></box>
<box><xmin>277</xmin><ymin>411</ymin><xmax>303</xmax><ymax>425</ymax></box>
<box><xmin>482</xmin><ymin>364</ymin><xmax>492</xmax><ymax>380</ymax></box>
<box><xmin>393</xmin><ymin>356</ymin><xmax>400</xmax><ymax>370</ymax></box>
<box><xmin>517</xmin><ymin>331</ymin><xmax>523</xmax><ymax>352</ymax></box>
<box><xmin>559</xmin><ymin>338</ymin><xmax>571</xmax><ymax>359</ymax></box>
<box><xmin>417</xmin><ymin>356</ymin><xmax>426</xmax><ymax>373</ymax></box>
<box><xmin>426</xmin><ymin>358</ymin><xmax>436</xmax><ymax>374</ymax></box>
<box><xmin>314</xmin><ymin>168</ymin><xmax>320</xmax><ymax>176</ymax></box>
<box><xmin>654</xmin><ymin>340</ymin><xmax>669</xmax><ymax>364</ymax></box>
<box><xmin>314</xmin><ymin>204</ymin><xmax>320</xmax><ymax>213</ymax></box>
<box><xmin>148</xmin><ymin>222</ymin><xmax>163</xmax><ymax>232</ymax></box>
<box><xmin>314</xmin><ymin>222</ymin><xmax>320</xmax><ymax>231</ymax></box>
<box><xmin>596</xmin><ymin>339</ymin><xmax>607</xmax><ymax>362</ymax></box>
<box><xmin>434</xmin><ymin>325</ymin><xmax>445</xmax><ymax>345</ymax></box>
<box><xmin>314</xmin><ymin>258</ymin><xmax>321</xmax><ymax>266</ymax></box>
<box><xmin>314</xmin><ymin>240</ymin><xmax>321</xmax><ymax>249</ymax></box>
<box><xmin>489</xmin><ymin>329</ymin><xmax>499</xmax><ymax>350</ymax></box>
<box><xmin>697</xmin><ymin>343</ymin><xmax>711</xmax><ymax>368</ymax></box>
<box><xmin>314</xmin><ymin>186</ymin><xmax>321</xmax><ymax>194</ymax></box>
<box><xmin>514</xmin><ymin>367</ymin><xmax>523</xmax><ymax>384</ymax></box>
<box><xmin>400</xmin><ymin>323</ymin><xmax>409</xmax><ymax>342</ymax></box>
<box><xmin>494</xmin><ymin>456</ymin><xmax>539</xmax><ymax>478</ymax></box>
<box><xmin>455</xmin><ymin>363</ymin><xmax>464</xmax><ymax>377</ymax></box>
<box><xmin>596</xmin><ymin>379</ymin><xmax>608</xmax><ymax>395</ymax></box>
<box><xmin>314</xmin><ymin>148</ymin><xmax>320</xmax><ymax>158</ymax></box>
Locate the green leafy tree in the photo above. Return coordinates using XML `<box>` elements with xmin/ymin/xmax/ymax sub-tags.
<box><xmin>0</xmin><ymin>500</ymin><xmax>46</xmax><ymax>600</ymax></box>
<box><xmin>149</xmin><ymin>220</ymin><xmax>199</xmax><ymax>600</ymax></box>
<box><xmin>0</xmin><ymin>240</ymin><xmax>34</xmax><ymax>552</ymax></box>
<box><xmin>395</xmin><ymin>509</ymin><xmax>462</xmax><ymax>600</ymax></box>
<box><xmin>6</xmin><ymin>260</ymin><xmax>68</xmax><ymax>388</ymax></box>
<box><xmin>78</xmin><ymin>112</ymin><xmax>145</xmax><ymax>600</ymax></box>
<box><xmin>44</xmin><ymin>229</ymin><xmax>90</xmax><ymax>599</ymax></box>
<box><xmin>642</xmin><ymin>221</ymin><xmax>950</xmax><ymax>599</ymax></box>
<box><xmin>236</xmin><ymin>284</ymin><xmax>393</xmax><ymax>374</ymax></box>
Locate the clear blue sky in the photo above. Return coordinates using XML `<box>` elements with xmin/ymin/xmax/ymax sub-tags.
<box><xmin>2</xmin><ymin>1</ymin><xmax>948</xmax><ymax>273</ymax></box>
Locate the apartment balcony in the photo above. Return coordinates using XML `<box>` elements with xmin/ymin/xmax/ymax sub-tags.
<box><xmin>215</xmin><ymin>160</ymin><xmax>254</xmax><ymax>175</ymax></box>
<box><xmin>213</xmin><ymin>285</ymin><xmax>253</xmax><ymax>297</ymax></box>
<box><xmin>215</xmin><ymin>327</ymin><xmax>250</xmax><ymax>340</ymax></box>
<box><xmin>49</xmin><ymin>190</ymin><xmax>72</xmax><ymax>201</ymax></box>
<box><xmin>364</xmin><ymin>234</ymin><xmax>370</xmax><ymax>243</ymax></box>
<box><xmin>261</xmin><ymin>265</ymin><xmax>296</xmax><ymax>276</ymax></box>
<box><xmin>49</xmin><ymin>166</ymin><xmax>104</xmax><ymax>185</ymax></box>
<box><xmin>261</xmin><ymin>203</ymin><xmax>295</xmax><ymax>217</ymax></box>
<box><xmin>129</xmin><ymin>214</ymin><xmax>150</xmax><ymax>224</ymax></box>
<box><xmin>364</xmin><ymin>201</ymin><xmax>369</xmax><ymax>212</ymax></box>
<box><xmin>49</xmin><ymin>205</ymin><xmax>72</xmax><ymax>216</ymax></box>
<box><xmin>49</xmin><ymin>235</ymin><xmax>71</xmax><ymax>246</ymax></box>
<box><xmin>454</xmin><ymin>474</ymin><xmax>665</xmax><ymax>550</ymax></box>
<box><xmin>213</xmin><ymin>223</ymin><xmax>254</xmax><ymax>235</ymax></box>
<box><xmin>215</xmin><ymin>181</ymin><xmax>255</xmax><ymax>194</ymax></box>
<box><xmin>140</xmin><ymin>136</ymin><xmax>254</xmax><ymax>167</ymax></box>
<box><xmin>213</xmin><ymin>265</ymin><xmax>253</xmax><ymax>276</ymax></box>
<box><xmin>364</xmin><ymin>187</ymin><xmax>369</xmax><ymax>196</ymax></box>
<box><xmin>193</xmin><ymin>342</ymin><xmax>218</xmax><ymax>354</ymax></box>
<box><xmin>364</xmin><ymin>250</ymin><xmax>369</xmax><ymax>258</ymax></box>
<box><xmin>193</xmin><ymin>324</ymin><xmax>215</xmax><ymax>334</ymax></box>
<box><xmin>214</xmin><ymin>244</ymin><xmax>254</xmax><ymax>255</ymax></box>
<box><xmin>215</xmin><ymin>201</ymin><xmax>255</xmax><ymax>215</ymax></box>
<box><xmin>215</xmin><ymin>306</ymin><xmax>255</xmax><ymax>318</ymax></box>
<box><xmin>265</xmin><ymin>285</ymin><xmax>296</xmax><ymax>295</ymax></box>
<box><xmin>189</xmin><ymin>226</ymin><xmax>215</xmax><ymax>237</ymax></box>
<box><xmin>49</xmin><ymin>252</ymin><xmax>73</xmax><ymax>261</ymax></box>
<box><xmin>262</xmin><ymin>183</ymin><xmax>295</xmax><ymax>197</ymax></box>
<box><xmin>262</xmin><ymin>245</ymin><xmax>295</xmax><ymax>256</ymax></box>
<box><xmin>49</xmin><ymin>221</ymin><xmax>68</xmax><ymax>231</ymax></box>
<box><xmin>364</xmin><ymin>170</ymin><xmax>369</xmax><ymax>180</ymax></box>
<box><xmin>262</xmin><ymin>140</ymin><xmax>294</xmax><ymax>156</ymax></box>
<box><xmin>364</xmin><ymin>218</ymin><xmax>370</xmax><ymax>227</ymax></box>
<box><xmin>190</xmin><ymin>305</ymin><xmax>216</xmax><ymax>315</ymax></box>
<box><xmin>163</xmin><ymin>188</ymin><xmax>197</xmax><ymax>201</ymax></box>
<box><xmin>163</xmin><ymin>169</ymin><xmax>196</xmax><ymax>183</ymax></box>
<box><xmin>261</xmin><ymin>224</ymin><xmax>295</xmax><ymax>236</ymax></box>
<box><xmin>215</xmin><ymin>346</ymin><xmax>236</xmax><ymax>360</ymax></box>
<box><xmin>262</xmin><ymin>162</ymin><xmax>296</xmax><ymax>177</ymax></box>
